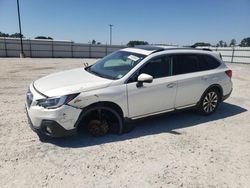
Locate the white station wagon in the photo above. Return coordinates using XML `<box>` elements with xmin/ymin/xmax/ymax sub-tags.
<box><xmin>26</xmin><ymin>46</ymin><xmax>233</xmax><ymax>137</ymax></box>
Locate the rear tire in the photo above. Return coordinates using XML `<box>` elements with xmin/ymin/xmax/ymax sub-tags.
<box><xmin>198</xmin><ymin>88</ymin><xmax>220</xmax><ymax>115</ymax></box>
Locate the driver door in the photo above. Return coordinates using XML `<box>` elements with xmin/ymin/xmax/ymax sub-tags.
<box><xmin>126</xmin><ymin>55</ymin><xmax>177</xmax><ymax>118</ymax></box>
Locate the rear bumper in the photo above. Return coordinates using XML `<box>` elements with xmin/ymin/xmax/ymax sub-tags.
<box><xmin>26</xmin><ymin>107</ymin><xmax>77</xmax><ymax>137</ymax></box>
<box><xmin>222</xmin><ymin>89</ymin><xmax>232</xmax><ymax>101</ymax></box>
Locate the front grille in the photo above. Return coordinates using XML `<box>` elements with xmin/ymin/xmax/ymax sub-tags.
<box><xmin>26</xmin><ymin>89</ymin><xmax>33</xmax><ymax>108</ymax></box>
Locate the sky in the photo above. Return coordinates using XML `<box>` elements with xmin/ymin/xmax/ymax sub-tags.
<box><xmin>0</xmin><ymin>0</ymin><xmax>250</xmax><ymax>45</ymax></box>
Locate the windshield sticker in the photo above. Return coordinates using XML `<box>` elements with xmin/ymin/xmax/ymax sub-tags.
<box><xmin>117</xmin><ymin>74</ymin><xmax>123</xmax><ymax>79</ymax></box>
<box><xmin>128</xmin><ymin>55</ymin><xmax>140</xmax><ymax>62</ymax></box>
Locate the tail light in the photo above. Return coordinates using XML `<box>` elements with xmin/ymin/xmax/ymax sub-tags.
<box><xmin>225</xmin><ymin>70</ymin><xmax>232</xmax><ymax>78</ymax></box>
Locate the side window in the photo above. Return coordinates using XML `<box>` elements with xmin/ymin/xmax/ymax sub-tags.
<box><xmin>173</xmin><ymin>54</ymin><xmax>200</xmax><ymax>75</ymax></box>
<box><xmin>198</xmin><ymin>55</ymin><xmax>220</xmax><ymax>71</ymax></box>
<box><xmin>139</xmin><ymin>56</ymin><xmax>172</xmax><ymax>79</ymax></box>
<box><xmin>203</xmin><ymin>55</ymin><xmax>220</xmax><ymax>70</ymax></box>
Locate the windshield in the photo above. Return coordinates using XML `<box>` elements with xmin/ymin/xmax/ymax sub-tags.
<box><xmin>86</xmin><ymin>51</ymin><xmax>146</xmax><ymax>80</ymax></box>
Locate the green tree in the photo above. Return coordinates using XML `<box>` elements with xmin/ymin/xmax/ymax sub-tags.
<box><xmin>92</xmin><ymin>40</ymin><xmax>96</xmax><ymax>45</ymax></box>
<box><xmin>10</xmin><ymin>33</ymin><xmax>24</xmax><ymax>38</ymax></box>
<box><xmin>0</xmin><ymin>32</ymin><xmax>9</xmax><ymax>37</ymax></box>
<box><xmin>127</xmin><ymin>40</ymin><xmax>149</xmax><ymax>47</ymax></box>
<box><xmin>35</xmin><ymin>36</ymin><xmax>53</xmax><ymax>40</ymax></box>
<box><xmin>217</xmin><ymin>40</ymin><xmax>224</xmax><ymax>47</ymax></box>
<box><xmin>240</xmin><ymin>37</ymin><xmax>250</xmax><ymax>47</ymax></box>
<box><xmin>230</xmin><ymin>39</ymin><xmax>236</xmax><ymax>46</ymax></box>
<box><xmin>193</xmin><ymin>42</ymin><xmax>211</xmax><ymax>47</ymax></box>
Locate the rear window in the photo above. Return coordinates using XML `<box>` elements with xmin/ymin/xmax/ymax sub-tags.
<box><xmin>199</xmin><ymin>55</ymin><xmax>220</xmax><ymax>70</ymax></box>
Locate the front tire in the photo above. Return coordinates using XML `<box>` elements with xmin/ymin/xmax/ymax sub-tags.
<box><xmin>198</xmin><ymin>89</ymin><xmax>220</xmax><ymax>115</ymax></box>
<box><xmin>79</xmin><ymin>107</ymin><xmax>123</xmax><ymax>137</ymax></box>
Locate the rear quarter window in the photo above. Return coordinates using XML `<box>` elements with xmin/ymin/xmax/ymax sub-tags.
<box><xmin>199</xmin><ymin>55</ymin><xmax>221</xmax><ymax>71</ymax></box>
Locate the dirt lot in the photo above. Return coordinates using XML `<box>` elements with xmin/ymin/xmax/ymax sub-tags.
<box><xmin>0</xmin><ymin>58</ymin><xmax>249</xmax><ymax>188</ymax></box>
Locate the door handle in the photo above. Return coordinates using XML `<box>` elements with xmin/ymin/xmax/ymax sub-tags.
<box><xmin>166</xmin><ymin>83</ymin><xmax>176</xmax><ymax>88</ymax></box>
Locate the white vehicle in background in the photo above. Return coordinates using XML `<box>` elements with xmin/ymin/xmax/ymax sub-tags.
<box><xmin>26</xmin><ymin>46</ymin><xmax>233</xmax><ymax>137</ymax></box>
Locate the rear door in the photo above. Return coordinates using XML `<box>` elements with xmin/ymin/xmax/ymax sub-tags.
<box><xmin>173</xmin><ymin>54</ymin><xmax>209</xmax><ymax>108</ymax></box>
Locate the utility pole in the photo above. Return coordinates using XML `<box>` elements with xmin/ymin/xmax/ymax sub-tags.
<box><xmin>17</xmin><ymin>0</ymin><xmax>25</xmax><ymax>58</ymax></box>
<box><xmin>109</xmin><ymin>24</ymin><xmax>113</xmax><ymax>45</ymax></box>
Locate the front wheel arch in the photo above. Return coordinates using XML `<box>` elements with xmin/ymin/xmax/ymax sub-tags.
<box><xmin>75</xmin><ymin>102</ymin><xmax>124</xmax><ymax>135</ymax></box>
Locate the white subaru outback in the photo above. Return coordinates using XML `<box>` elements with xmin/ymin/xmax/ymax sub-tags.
<box><xmin>26</xmin><ymin>46</ymin><xmax>232</xmax><ymax>137</ymax></box>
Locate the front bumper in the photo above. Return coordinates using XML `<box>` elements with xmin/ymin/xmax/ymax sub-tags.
<box><xmin>26</xmin><ymin>107</ymin><xmax>77</xmax><ymax>137</ymax></box>
<box><xmin>25</xmin><ymin>84</ymin><xmax>81</xmax><ymax>137</ymax></box>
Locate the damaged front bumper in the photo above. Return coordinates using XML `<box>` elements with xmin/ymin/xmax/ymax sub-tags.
<box><xmin>25</xmin><ymin>84</ymin><xmax>82</xmax><ymax>137</ymax></box>
<box><xmin>26</xmin><ymin>107</ymin><xmax>78</xmax><ymax>137</ymax></box>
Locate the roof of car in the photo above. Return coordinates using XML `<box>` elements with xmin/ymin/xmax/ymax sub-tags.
<box><xmin>121</xmin><ymin>45</ymin><xmax>213</xmax><ymax>56</ymax></box>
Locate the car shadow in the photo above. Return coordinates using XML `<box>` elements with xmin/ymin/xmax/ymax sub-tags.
<box><xmin>39</xmin><ymin>102</ymin><xmax>247</xmax><ymax>148</ymax></box>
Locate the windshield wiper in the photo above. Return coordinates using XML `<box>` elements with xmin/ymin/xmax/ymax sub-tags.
<box><xmin>86</xmin><ymin>68</ymin><xmax>114</xmax><ymax>80</ymax></box>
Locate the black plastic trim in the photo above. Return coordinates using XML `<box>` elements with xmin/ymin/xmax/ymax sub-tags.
<box><xmin>222</xmin><ymin>89</ymin><xmax>232</xmax><ymax>101</ymax></box>
<box><xmin>26</xmin><ymin>108</ymin><xmax>77</xmax><ymax>137</ymax></box>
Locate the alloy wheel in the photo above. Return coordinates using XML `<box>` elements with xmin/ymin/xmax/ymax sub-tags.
<box><xmin>202</xmin><ymin>91</ymin><xmax>218</xmax><ymax>113</ymax></box>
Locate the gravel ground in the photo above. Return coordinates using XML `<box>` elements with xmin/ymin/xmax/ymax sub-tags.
<box><xmin>0</xmin><ymin>58</ymin><xmax>249</xmax><ymax>188</ymax></box>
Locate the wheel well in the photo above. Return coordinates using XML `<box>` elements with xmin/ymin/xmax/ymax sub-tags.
<box><xmin>74</xmin><ymin>101</ymin><xmax>124</xmax><ymax>128</ymax></box>
<box><xmin>90</xmin><ymin>101</ymin><xmax>124</xmax><ymax>118</ymax></box>
<box><xmin>203</xmin><ymin>84</ymin><xmax>223</xmax><ymax>102</ymax></box>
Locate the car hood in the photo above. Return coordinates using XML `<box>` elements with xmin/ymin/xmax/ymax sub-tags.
<box><xmin>33</xmin><ymin>68</ymin><xmax>113</xmax><ymax>97</ymax></box>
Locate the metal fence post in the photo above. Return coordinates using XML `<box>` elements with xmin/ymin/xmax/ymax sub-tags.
<box><xmin>89</xmin><ymin>44</ymin><xmax>91</xmax><ymax>58</ymax></box>
<box><xmin>71</xmin><ymin>41</ymin><xmax>73</xmax><ymax>58</ymax></box>
<box><xmin>105</xmin><ymin>43</ymin><xmax>108</xmax><ymax>55</ymax></box>
<box><xmin>231</xmin><ymin>47</ymin><xmax>235</xmax><ymax>63</ymax></box>
<box><xmin>4</xmin><ymin>37</ymin><xmax>8</xmax><ymax>57</ymax></box>
<box><xmin>29</xmin><ymin>38</ymin><xmax>32</xmax><ymax>57</ymax></box>
<box><xmin>52</xmin><ymin>40</ymin><xmax>54</xmax><ymax>58</ymax></box>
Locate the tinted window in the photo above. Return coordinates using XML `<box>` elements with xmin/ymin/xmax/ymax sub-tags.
<box><xmin>199</xmin><ymin>55</ymin><xmax>220</xmax><ymax>71</ymax></box>
<box><xmin>139</xmin><ymin>56</ymin><xmax>172</xmax><ymax>79</ymax></box>
<box><xmin>173</xmin><ymin>54</ymin><xmax>200</xmax><ymax>75</ymax></box>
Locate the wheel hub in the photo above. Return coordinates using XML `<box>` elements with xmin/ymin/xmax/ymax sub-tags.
<box><xmin>87</xmin><ymin>119</ymin><xmax>109</xmax><ymax>137</ymax></box>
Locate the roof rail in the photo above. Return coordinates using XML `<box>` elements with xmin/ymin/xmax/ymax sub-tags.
<box><xmin>134</xmin><ymin>45</ymin><xmax>213</xmax><ymax>55</ymax></box>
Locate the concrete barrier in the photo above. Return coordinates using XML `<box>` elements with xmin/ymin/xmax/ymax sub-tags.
<box><xmin>0</xmin><ymin>37</ymin><xmax>125</xmax><ymax>58</ymax></box>
<box><xmin>1</xmin><ymin>37</ymin><xmax>250</xmax><ymax>64</ymax></box>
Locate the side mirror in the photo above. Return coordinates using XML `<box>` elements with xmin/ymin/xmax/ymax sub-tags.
<box><xmin>136</xmin><ymin>73</ymin><xmax>153</xmax><ymax>87</ymax></box>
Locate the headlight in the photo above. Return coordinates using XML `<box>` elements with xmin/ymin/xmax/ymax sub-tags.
<box><xmin>37</xmin><ymin>93</ymin><xmax>79</xmax><ymax>109</ymax></box>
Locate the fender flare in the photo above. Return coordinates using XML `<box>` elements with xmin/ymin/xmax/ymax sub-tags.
<box><xmin>198</xmin><ymin>84</ymin><xmax>223</xmax><ymax>105</ymax></box>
